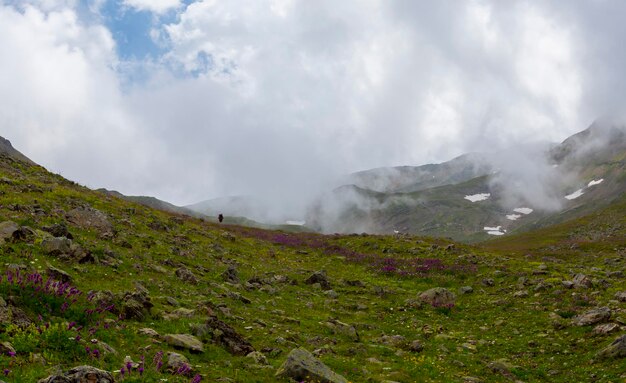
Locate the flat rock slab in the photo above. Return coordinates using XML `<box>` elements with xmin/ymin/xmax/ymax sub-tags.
<box><xmin>275</xmin><ymin>348</ymin><xmax>348</xmax><ymax>383</ymax></box>
<box><xmin>164</xmin><ymin>334</ymin><xmax>204</xmax><ymax>353</ymax></box>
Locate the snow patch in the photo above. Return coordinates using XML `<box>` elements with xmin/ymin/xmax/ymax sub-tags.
<box><xmin>484</xmin><ymin>226</ymin><xmax>501</xmax><ymax>231</ymax></box>
<box><xmin>565</xmin><ymin>189</ymin><xmax>584</xmax><ymax>200</ymax></box>
<box><xmin>588</xmin><ymin>179</ymin><xmax>604</xmax><ymax>187</ymax></box>
<box><xmin>465</xmin><ymin>193</ymin><xmax>490</xmax><ymax>202</ymax></box>
<box><xmin>513</xmin><ymin>207</ymin><xmax>533</xmax><ymax>215</ymax></box>
<box><xmin>285</xmin><ymin>220</ymin><xmax>306</xmax><ymax>226</ymax></box>
<box><xmin>506</xmin><ymin>214</ymin><xmax>522</xmax><ymax>221</ymax></box>
<box><xmin>484</xmin><ymin>225</ymin><xmax>506</xmax><ymax>236</ymax></box>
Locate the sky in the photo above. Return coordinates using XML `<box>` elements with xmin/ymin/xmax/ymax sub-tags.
<box><xmin>1</xmin><ymin>0</ymin><xmax>625</xmax><ymax>215</ymax></box>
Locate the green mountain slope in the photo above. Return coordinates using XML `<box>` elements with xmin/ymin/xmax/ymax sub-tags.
<box><xmin>309</xmin><ymin>123</ymin><xmax>626</xmax><ymax>242</ymax></box>
<box><xmin>0</xmin><ymin>139</ymin><xmax>625</xmax><ymax>382</ymax></box>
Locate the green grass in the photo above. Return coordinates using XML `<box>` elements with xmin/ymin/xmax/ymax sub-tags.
<box><xmin>0</xmin><ymin>154</ymin><xmax>625</xmax><ymax>382</ymax></box>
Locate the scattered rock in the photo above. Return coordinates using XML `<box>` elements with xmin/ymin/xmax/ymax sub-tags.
<box><xmin>246</xmin><ymin>351</ymin><xmax>269</xmax><ymax>365</ymax></box>
<box><xmin>164</xmin><ymin>334</ymin><xmax>204</xmax><ymax>353</ymax></box>
<box><xmin>562</xmin><ymin>281</ymin><xmax>575</xmax><ymax>289</ymax></box>
<box><xmin>41</xmin><ymin>223</ymin><xmax>73</xmax><ymax>239</ymax></box>
<box><xmin>378</xmin><ymin>335</ymin><xmax>406</xmax><ymax>348</ymax></box>
<box><xmin>344</xmin><ymin>280</ymin><xmax>365</xmax><ymax>287</ymax></box>
<box><xmin>167</xmin><ymin>352</ymin><xmax>191</xmax><ymax>373</ymax></box>
<box><xmin>162</xmin><ymin>308</ymin><xmax>195</xmax><ymax>321</ymax></box>
<box><xmin>305</xmin><ymin>271</ymin><xmax>332</xmax><ymax>290</ymax></box>
<box><xmin>573</xmin><ymin>274</ymin><xmax>592</xmax><ymax>288</ymax></box>
<box><xmin>614</xmin><ymin>291</ymin><xmax>626</xmax><ymax>302</ymax></box>
<box><xmin>175</xmin><ymin>267</ymin><xmax>199</xmax><ymax>285</ymax></box>
<box><xmin>138</xmin><ymin>328</ymin><xmax>160</xmax><ymax>338</ymax></box>
<box><xmin>121</xmin><ymin>291</ymin><xmax>153</xmax><ymax>321</ymax></box>
<box><xmin>459</xmin><ymin>286</ymin><xmax>473</xmax><ymax>294</ymax></box>
<box><xmin>47</xmin><ymin>264</ymin><xmax>72</xmax><ymax>283</ymax></box>
<box><xmin>0</xmin><ymin>221</ymin><xmax>18</xmax><ymax>243</ymax></box>
<box><xmin>275</xmin><ymin>348</ymin><xmax>348</xmax><ymax>383</ymax></box>
<box><xmin>0</xmin><ymin>341</ymin><xmax>15</xmax><ymax>355</ymax></box>
<box><xmin>596</xmin><ymin>335</ymin><xmax>626</xmax><ymax>359</ymax></box>
<box><xmin>37</xmin><ymin>365</ymin><xmax>114</xmax><ymax>383</ymax></box>
<box><xmin>201</xmin><ymin>316</ymin><xmax>255</xmax><ymax>356</ymax></box>
<box><xmin>513</xmin><ymin>290</ymin><xmax>529</xmax><ymax>298</ymax></box>
<box><xmin>572</xmin><ymin>307</ymin><xmax>611</xmax><ymax>326</ymax></box>
<box><xmin>324</xmin><ymin>319</ymin><xmax>359</xmax><ymax>341</ymax></box>
<box><xmin>42</xmin><ymin>237</ymin><xmax>72</xmax><ymax>256</ymax></box>
<box><xmin>221</xmin><ymin>265</ymin><xmax>240</xmax><ymax>284</ymax></box>
<box><xmin>482</xmin><ymin>278</ymin><xmax>495</xmax><ymax>287</ymax></box>
<box><xmin>419</xmin><ymin>287</ymin><xmax>456</xmax><ymax>307</ymax></box>
<box><xmin>0</xmin><ymin>303</ymin><xmax>31</xmax><ymax>328</ymax></box>
<box><xmin>408</xmin><ymin>340</ymin><xmax>424</xmax><ymax>352</ymax></box>
<box><xmin>323</xmin><ymin>290</ymin><xmax>339</xmax><ymax>299</ymax></box>
<box><xmin>592</xmin><ymin>323</ymin><xmax>620</xmax><ymax>336</ymax></box>
<box><xmin>66</xmin><ymin>207</ymin><xmax>113</xmax><ymax>235</ymax></box>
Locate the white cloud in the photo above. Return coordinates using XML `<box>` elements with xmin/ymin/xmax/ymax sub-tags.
<box><xmin>123</xmin><ymin>0</ymin><xmax>181</xmax><ymax>14</ymax></box>
<box><xmin>0</xmin><ymin>0</ymin><xmax>624</xmax><ymax>215</ymax></box>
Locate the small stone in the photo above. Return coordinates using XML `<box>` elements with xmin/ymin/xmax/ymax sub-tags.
<box><xmin>459</xmin><ymin>286</ymin><xmax>473</xmax><ymax>294</ymax></box>
<box><xmin>246</xmin><ymin>351</ymin><xmax>268</xmax><ymax>365</ymax></box>
<box><xmin>408</xmin><ymin>340</ymin><xmax>423</xmax><ymax>352</ymax></box>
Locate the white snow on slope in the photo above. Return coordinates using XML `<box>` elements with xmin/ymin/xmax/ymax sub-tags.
<box><xmin>506</xmin><ymin>214</ymin><xmax>522</xmax><ymax>221</ymax></box>
<box><xmin>285</xmin><ymin>220</ymin><xmax>306</xmax><ymax>226</ymax></box>
<box><xmin>513</xmin><ymin>207</ymin><xmax>533</xmax><ymax>215</ymax></box>
<box><xmin>588</xmin><ymin>179</ymin><xmax>604</xmax><ymax>187</ymax></box>
<box><xmin>465</xmin><ymin>193</ymin><xmax>490</xmax><ymax>202</ymax></box>
<box><xmin>484</xmin><ymin>226</ymin><xmax>506</xmax><ymax>235</ymax></box>
<box><xmin>565</xmin><ymin>189</ymin><xmax>584</xmax><ymax>200</ymax></box>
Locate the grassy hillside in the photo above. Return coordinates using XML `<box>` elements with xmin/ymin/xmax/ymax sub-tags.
<box><xmin>0</xmin><ymin>152</ymin><xmax>625</xmax><ymax>382</ymax></box>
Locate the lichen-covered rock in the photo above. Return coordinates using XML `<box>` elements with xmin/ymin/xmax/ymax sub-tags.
<box><xmin>164</xmin><ymin>334</ymin><xmax>204</xmax><ymax>353</ymax></box>
<box><xmin>597</xmin><ymin>335</ymin><xmax>626</xmax><ymax>359</ymax></box>
<box><xmin>199</xmin><ymin>316</ymin><xmax>255</xmax><ymax>356</ymax></box>
<box><xmin>66</xmin><ymin>207</ymin><xmax>113</xmax><ymax>235</ymax></box>
<box><xmin>0</xmin><ymin>221</ymin><xmax>19</xmax><ymax>243</ymax></box>
<box><xmin>38</xmin><ymin>365</ymin><xmax>114</xmax><ymax>383</ymax></box>
<box><xmin>121</xmin><ymin>291</ymin><xmax>152</xmax><ymax>321</ymax></box>
<box><xmin>419</xmin><ymin>287</ymin><xmax>456</xmax><ymax>307</ymax></box>
<box><xmin>305</xmin><ymin>271</ymin><xmax>332</xmax><ymax>290</ymax></box>
<box><xmin>572</xmin><ymin>307</ymin><xmax>611</xmax><ymax>326</ymax></box>
<box><xmin>47</xmin><ymin>264</ymin><xmax>72</xmax><ymax>283</ymax></box>
<box><xmin>275</xmin><ymin>348</ymin><xmax>348</xmax><ymax>383</ymax></box>
<box><xmin>175</xmin><ymin>267</ymin><xmax>199</xmax><ymax>284</ymax></box>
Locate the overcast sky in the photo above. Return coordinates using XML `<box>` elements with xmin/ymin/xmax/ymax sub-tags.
<box><xmin>1</xmin><ymin>0</ymin><xmax>625</xmax><ymax>208</ymax></box>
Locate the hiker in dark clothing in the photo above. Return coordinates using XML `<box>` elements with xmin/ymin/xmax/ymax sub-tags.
<box><xmin>218</xmin><ymin>214</ymin><xmax>224</xmax><ymax>223</ymax></box>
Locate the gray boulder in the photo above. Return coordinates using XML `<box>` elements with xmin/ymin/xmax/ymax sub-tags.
<box><xmin>0</xmin><ymin>221</ymin><xmax>18</xmax><ymax>243</ymax></box>
<box><xmin>66</xmin><ymin>207</ymin><xmax>113</xmax><ymax>235</ymax></box>
<box><xmin>419</xmin><ymin>287</ymin><xmax>456</xmax><ymax>307</ymax></box>
<box><xmin>597</xmin><ymin>335</ymin><xmax>626</xmax><ymax>359</ymax></box>
<box><xmin>305</xmin><ymin>271</ymin><xmax>332</xmax><ymax>290</ymax></box>
<box><xmin>276</xmin><ymin>348</ymin><xmax>348</xmax><ymax>383</ymax></box>
<box><xmin>164</xmin><ymin>334</ymin><xmax>204</xmax><ymax>353</ymax></box>
<box><xmin>572</xmin><ymin>307</ymin><xmax>611</xmax><ymax>326</ymax></box>
<box><xmin>175</xmin><ymin>267</ymin><xmax>199</xmax><ymax>285</ymax></box>
<box><xmin>38</xmin><ymin>365</ymin><xmax>114</xmax><ymax>383</ymax></box>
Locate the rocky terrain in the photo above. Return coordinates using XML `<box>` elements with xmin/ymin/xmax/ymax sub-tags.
<box><xmin>0</xmin><ymin>138</ymin><xmax>624</xmax><ymax>382</ymax></box>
